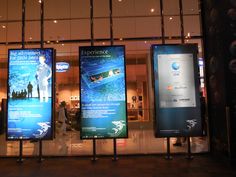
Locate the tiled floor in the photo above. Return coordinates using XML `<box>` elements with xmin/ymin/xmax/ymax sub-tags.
<box><xmin>0</xmin><ymin>129</ymin><xmax>209</xmax><ymax>156</ymax></box>
<box><xmin>0</xmin><ymin>154</ymin><xmax>235</xmax><ymax>177</ymax></box>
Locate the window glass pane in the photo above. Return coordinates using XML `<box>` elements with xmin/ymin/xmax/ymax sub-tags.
<box><xmin>94</xmin><ymin>0</ymin><xmax>109</xmax><ymax>17</ymax></box>
<box><xmin>0</xmin><ymin>0</ymin><xmax>7</xmax><ymax>20</ymax></box>
<box><xmin>164</xmin><ymin>16</ymin><xmax>181</xmax><ymax>37</ymax></box>
<box><xmin>7</xmin><ymin>22</ymin><xmax>21</xmax><ymax>42</ymax></box>
<box><xmin>0</xmin><ymin>23</ymin><xmax>7</xmax><ymax>42</ymax></box>
<box><xmin>184</xmin><ymin>15</ymin><xmax>201</xmax><ymax>36</ymax></box>
<box><xmin>165</xmin><ymin>39</ymin><xmax>181</xmax><ymax>44</ymax></box>
<box><xmin>182</xmin><ymin>0</ymin><xmax>199</xmax><ymax>14</ymax></box>
<box><xmin>44</xmin><ymin>20</ymin><xmax>70</xmax><ymax>41</ymax></box>
<box><xmin>25</xmin><ymin>21</ymin><xmax>40</xmax><ymax>42</ymax></box>
<box><xmin>94</xmin><ymin>19</ymin><xmax>110</xmax><ymax>39</ymax></box>
<box><xmin>135</xmin><ymin>17</ymin><xmax>161</xmax><ymax>37</ymax></box>
<box><xmin>114</xmin><ymin>17</ymin><xmax>161</xmax><ymax>38</ymax></box>
<box><xmin>71</xmin><ymin>0</ymin><xmax>90</xmax><ymax>18</ymax></box>
<box><xmin>26</xmin><ymin>0</ymin><xmax>40</xmax><ymax>20</ymax></box>
<box><xmin>7</xmin><ymin>0</ymin><xmax>21</xmax><ymax>20</ymax></box>
<box><xmin>113</xmin><ymin>0</ymin><xmax>160</xmax><ymax>16</ymax></box>
<box><xmin>113</xmin><ymin>0</ymin><xmax>135</xmax><ymax>17</ymax></box>
<box><xmin>114</xmin><ymin>18</ymin><xmax>136</xmax><ymax>38</ymax></box>
<box><xmin>163</xmin><ymin>0</ymin><xmax>179</xmax><ymax>15</ymax></box>
<box><xmin>45</xmin><ymin>0</ymin><xmax>70</xmax><ymax>19</ymax></box>
<box><xmin>71</xmin><ymin>20</ymin><xmax>90</xmax><ymax>40</ymax></box>
<box><xmin>134</xmin><ymin>0</ymin><xmax>160</xmax><ymax>15</ymax></box>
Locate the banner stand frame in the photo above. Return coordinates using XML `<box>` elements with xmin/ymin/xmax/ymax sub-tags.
<box><xmin>91</xmin><ymin>139</ymin><xmax>98</xmax><ymax>161</ymax></box>
<box><xmin>165</xmin><ymin>137</ymin><xmax>173</xmax><ymax>160</ymax></box>
<box><xmin>112</xmin><ymin>138</ymin><xmax>118</xmax><ymax>161</ymax></box>
<box><xmin>38</xmin><ymin>139</ymin><xmax>44</xmax><ymax>162</ymax></box>
<box><xmin>17</xmin><ymin>139</ymin><xmax>24</xmax><ymax>163</ymax></box>
<box><xmin>186</xmin><ymin>136</ymin><xmax>194</xmax><ymax>160</ymax></box>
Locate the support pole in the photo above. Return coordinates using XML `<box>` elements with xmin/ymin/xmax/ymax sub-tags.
<box><xmin>90</xmin><ymin>0</ymin><xmax>94</xmax><ymax>46</ymax></box>
<box><xmin>89</xmin><ymin>0</ymin><xmax>97</xmax><ymax>162</ymax></box>
<box><xmin>179</xmin><ymin>0</ymin><xmax>185</xmax><ymax>44</ymax></box>
<box><xmin>38</xmin><ymin>139</ymin><xmax>44</xmax><ymax>162</ymax></box>
<box><xmin>186</xmin><ymin>136</ymin><xmax>193</xmax><ymax>160</ymax></box>
<box><xmin>40</xmin><ymin>0</ymin><xmax>44</xmax><ymax>48</ymax></box>
<box><xmin>17</xmin><ymin>0</ymin><xmax>26</xmax><ymax>164</ymax></box>
<box><xmin>165</xmin><ymin>137</ymin><xmax>172</xmax><ymax>160</ymax></box>
<box><xmin>109</xmin><ymin>0</ymin><xmax>114</xmax><ymax>46</ymax></box>
<box><xmin>112</xmin><ymin>138</ymin><xmax>118</xmax><ymax>161</ymax></box>
<box><xmin>17</xmin><ymin>139</ymin><xmax>24</xmax><ymax>163</ymax></box>
<box><xmin>91</xmin><ymin>138</ymin><xmax>97</xmax><ymax>161</ymax></box>
<box><xmin>109</xmin><ymin>0</ymin><xmax>118</xmax><ymax>162</ymax></box>
<box><xmin>38</xmin><ymin>0</ymin><xmax>45</xmax><ymax>162</ymax></box>
<box><xmin>160</xmin><ymin>0</ymin><xmax>165</xmax><ymax>44</ymax></box>
<box><xmin>21</xmin><ymin>0</ymin><xmax>26</xmax><ymax>49</ymax></box>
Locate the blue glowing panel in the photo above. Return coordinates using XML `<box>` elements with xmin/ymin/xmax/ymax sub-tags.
<box><xmin>7</xmin><ymin>49</ymin><xmax>55</xmax><ymax>140</ymax></box>
<box><xmin>152</xmin><ymin>44</ymin><xmax>202</xmax><ymax>137</ymax></box>
<box><xmin>79</xmin><ymin>46</ymin><xmax>128</xmax><ymax>139</ymax></box>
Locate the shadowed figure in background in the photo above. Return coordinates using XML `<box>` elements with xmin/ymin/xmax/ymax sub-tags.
<box><xmin>27</xmin><ymin>81</ymin><xmax>33</xmax><ymax>98</ymax></box>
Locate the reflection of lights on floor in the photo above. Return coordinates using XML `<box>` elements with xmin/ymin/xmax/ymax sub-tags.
<box><xmin>117</xmin><ymin>139</ymin><xmax>126</xmax><ymax>147</ymax></box>
<box><xmin>1</xmin><ymin>131</ymin><xmax>208</xmax><ymax>156</ymax></box>
<box><xmin>72</xmin><ymin>143</ymin><xmax>83</xmax><ymax>148</ymax></box>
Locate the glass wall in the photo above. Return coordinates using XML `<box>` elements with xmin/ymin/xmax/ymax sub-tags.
<box><xmin>0</xmin><ymin>0</ymin><xmax>208</xmax><ymax>156</ymax></box>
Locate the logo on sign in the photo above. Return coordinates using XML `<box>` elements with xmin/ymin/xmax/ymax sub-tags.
<box><xmin>171</xmin><ymin>62</ymin><xmax>180</xmax><ymax>70</ymax></box>
<box><xmin>56</xmin><ymin>62</ymin><xmax>70</xmax><ymax>72</ymax></box>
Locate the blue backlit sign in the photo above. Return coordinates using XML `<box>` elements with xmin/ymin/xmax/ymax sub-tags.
<box><xmin>56</xmin><ymin>62</ymin><xmax>70</xmax><ymax>72</ymax></box>
<box><xmin>152</xmin><ymin>44</ymin><xmax>202</xmax><ymax>137</ymax></box>
<box><xmin>7</xmin><ymin>48</ymin><xmax>55</xmax><ymax>140</ymax></box>
<box><xmin>79</xmin><ymin>46</ymin><xmax>128</xmax><ymax>139</ymax></box>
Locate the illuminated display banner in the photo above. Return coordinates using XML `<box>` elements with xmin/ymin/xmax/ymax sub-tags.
<box><xmin>7</xmin><ymin>49</ymin><xmax>54</xmax><ymax>140</ymax></box>
<box><xmin>56</xmin><ymin>62</ymin><xmax>70</xmax><ymax>72</ymax></box>
<box><xmin>152</xmin><ymin>44</ymin><xmax>202</xmax><ymax>137</ymax></box>
<box><xmin>79</xmin><ymin>46</ymin><xmax>128</xmax><ymax>139</ymax></box>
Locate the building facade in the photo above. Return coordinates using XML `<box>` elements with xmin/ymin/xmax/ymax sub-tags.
<box><xmin>0</xmin><ymin>0</ymin><xmax>210</xmax><ymax>157</ymax></box>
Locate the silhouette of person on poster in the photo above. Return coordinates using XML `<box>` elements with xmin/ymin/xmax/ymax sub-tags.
<box><xmin>36</xmin><ymin>55</ymin><xmax>52</xmax><ymax>102</ymax></box>
<box><xmin>27</xmin><ymin>81</ymin><xmax>33</xmax><ymax>98</ymax></box>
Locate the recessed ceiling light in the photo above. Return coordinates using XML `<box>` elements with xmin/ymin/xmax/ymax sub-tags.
<box><xmin>2</xmin><ymin>25</ymin><xmax>6</xmax><ymax>29</ymax></box>
<box><xmin>29</xmin><ymin>37</ymin><xmax>32</xmax><ymax>40</ymax></box>
<box><xmin>144</xmin><ymin>41</ymin><xmax>147</xmax><ymax>44</ymax></box>
<box><xmin>150</xmin><ymin>8</ymin><xmax>155</xmax><ymax>13</ymax></box>
<box><xmin>169</xmin><ymin>17</ymin><xmax>173</xmax><ymax>20</ymax></box>
<box><xmin>38</xmin><ymin>0</ymin><xmax>42</xmax><ymax>3</ymax></box>
<box><xmin>47</xmin><ymin>40</ymin><xmax>50</xmax><ymax>43</ymax></box>
<box><xmin>119</xmin><ymin>38</ymin><xmax>123</xmax><ymax>41</ymax></box>
<box><xmin>102</xmin><ymin>42</ymin><xmax>105</xmax><ymax>45</ymax></box>
<box><xmin>56</xmin><ymin>40</ymin><xmax>59</xmax><ymax>43</ymax></box>
<box><xmin>118</xmin><ymin>0</ymin><xmax>122</xmax><ymax>2</ymax></box>
<box><xmin>62</xmin><ymin>43</ymin><xmax>64</xmax><ymax>46</ymax></box>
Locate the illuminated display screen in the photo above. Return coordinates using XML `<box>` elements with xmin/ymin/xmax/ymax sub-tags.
<box><xmin>152</xmin><ymin>44</ymin><xmax>202</xmax><ymax>137</ymax></box>
<box><xmin>79</xmin><ymin>46</ymin><xmax>128</xmax><ymax>139</ymax></box>
<box><xmin>7</xmin><ymin>49</ymin><xmax>54</xmax><ymax>140</ymax></box>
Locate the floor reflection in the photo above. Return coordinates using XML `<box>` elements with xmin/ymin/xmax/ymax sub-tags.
<box><xmin>0</xmin><ymin>129</ymin><xmax>209</xmax><ymax>156</ymax></box>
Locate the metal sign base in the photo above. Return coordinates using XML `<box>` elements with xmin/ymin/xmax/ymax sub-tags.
<box><xmin>91</xmin><ymin>139</ymin><xmax>98</xmax><ymax>162</ymax></box>
<box><xmin>17</xmin><ymin>140</ymin><xmax>24</xmax><ymax>163</ymax></box>
<box><xmin>186</xmin><ymin>136</ymin><xmax>194</xmax><ymax>160</ymax></box>
<box><xmin>165</xmin><ymin>137</ymin><xmax>173</xmax><ymax>160</ymax></box>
